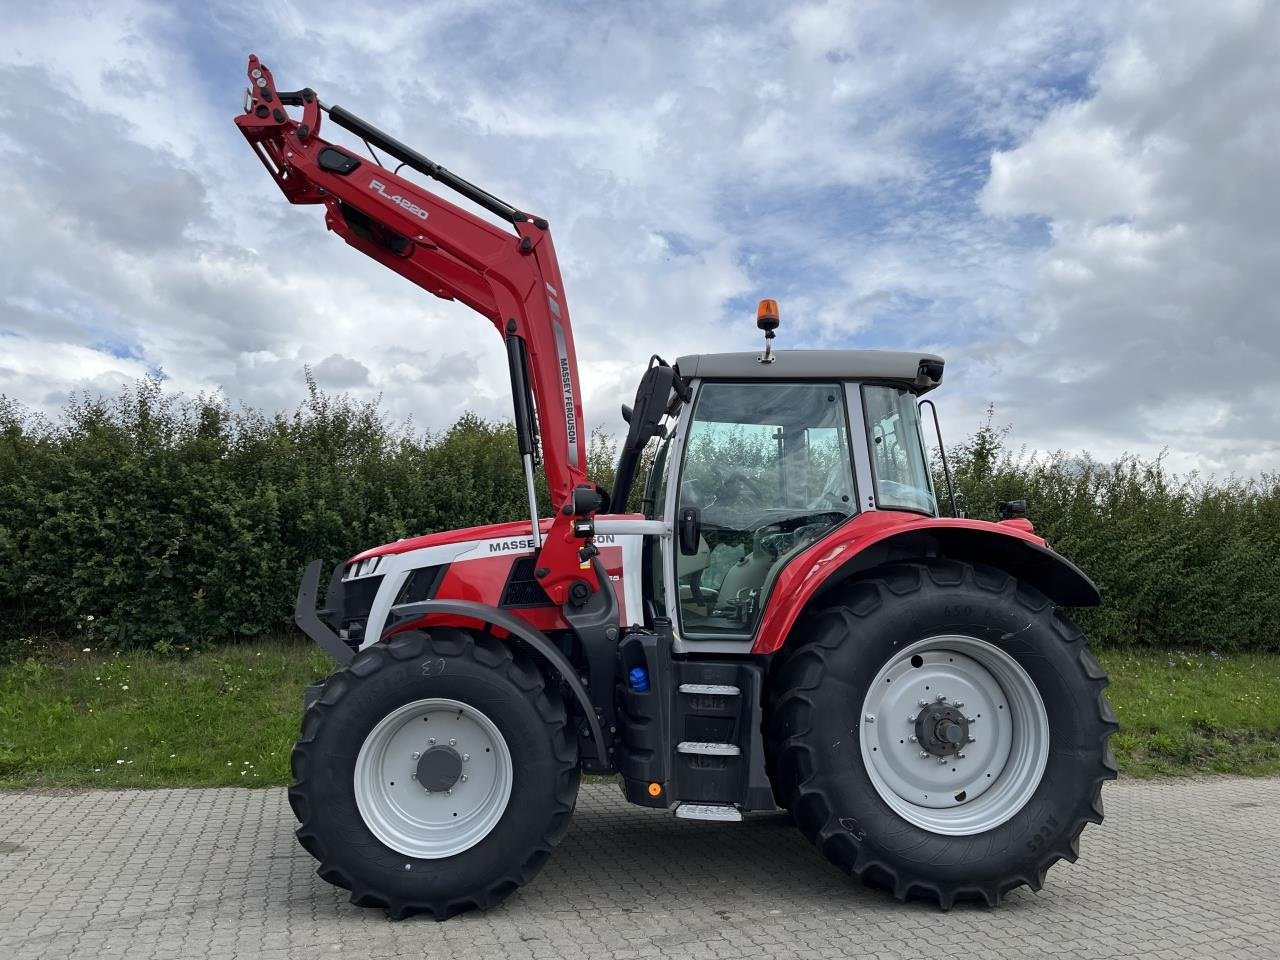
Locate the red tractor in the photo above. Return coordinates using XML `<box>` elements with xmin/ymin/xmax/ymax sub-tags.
<box><xmin>237</xmin><ymin>56</ymin><xmax>1116</xmax><ymax>920</ymax></box>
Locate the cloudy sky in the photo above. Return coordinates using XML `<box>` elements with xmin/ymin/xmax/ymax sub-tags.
<box><xmin>1</xmin><ymin>0</ymin><xmax>1276</xmax><ymax>477</ymax></box>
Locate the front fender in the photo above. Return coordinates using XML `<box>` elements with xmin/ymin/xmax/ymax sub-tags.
<box><xmin>295</xmin><ymin>564</ymin><xmax>609</xmax><ymax>770</ymax></box>
<box><xmin>385</xmin><ymin>598</ymin><xmax>609</xmax><ymax>771</ymax></box>
<box><xmin>751</xmin><ymin>511</ymin><xmax>1100</xmax><ymax>655</ymax></box>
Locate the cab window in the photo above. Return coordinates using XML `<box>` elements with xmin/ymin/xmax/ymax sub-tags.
<box><xmin>862</xmin><ymin>385</ymin><xmax>937</xmax><ymax>515</ymax></box>
<box><xmin>674</xmin><ymin>382</ymin><xmax>854</xmax><ymax>638</ymax></box>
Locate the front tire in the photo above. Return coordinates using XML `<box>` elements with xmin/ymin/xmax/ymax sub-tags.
<box><xmin>766</xmin><ymin>560</ymin><xmax>1117</xmax><ymax>907</ymax></box>
<box><xmin>289</xmin><ymin>628</ymin><xmax>580</xmax><ymax>920</ymax></box>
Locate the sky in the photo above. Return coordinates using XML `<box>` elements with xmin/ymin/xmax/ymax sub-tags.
<box><xmin>0</xmin><ymin>0</ymin><xmax>1277</xmax><ymax>478</ymax></box>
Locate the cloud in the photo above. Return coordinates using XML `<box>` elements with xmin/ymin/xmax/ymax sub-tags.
<box><xmin>0</xmin><ymin>0</ymin><xmax>1275</xmax><ymax>481</ymax></box>
<box><xmin>313</xmin><ymin>353</ymin><xmax>371</xmax><ymax>389</ymax></box>
<box><xmin>0</xmin><ymin>66</ymin><xmax>211</xmax><ymax>251</ymax></box>
<box><xmin>970</xmin><ymin>0</ymin><xmax>1280</xmax><ymax>476</ymax></box>
<box><xmin>984</xmin><ymin>108</ymin><xmax>1156</xmax><ymax>222</ymax></box>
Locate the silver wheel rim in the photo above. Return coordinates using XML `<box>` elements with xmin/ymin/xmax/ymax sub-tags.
<box><xmin>354</xmin><ymin>698</ymin><xmax>513</xmax><ymax>859</ymax></box>
<box><xmin>859</xmin><ymin>635</ymin><xmax>1049</xmax><ymax>836</ymax></box>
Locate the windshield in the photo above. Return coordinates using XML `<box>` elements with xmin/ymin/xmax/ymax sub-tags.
<box><xmin>862</xmin><ymin>385</ymin><xmax>937</xmax><ymax>515</ymax></box>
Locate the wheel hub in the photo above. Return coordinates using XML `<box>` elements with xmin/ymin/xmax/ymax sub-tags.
<box><xmin>416</xmin><ymin>745</ymin><xmax>463</xmax><ymax>792</ymax></box>
<box><xmin>858</xmin><ymin>635</ymin><xmax>1049</xmax><ymax>836</ymax></box>
<box><xmin>353</xmin><ymin>698</ymin><xmax>513</xmax><ymax>859</ymax></box>
<box><xmin>916</xmin><ymin>702</ymin><xmax>970</xmax><ymax>757</ymax></box>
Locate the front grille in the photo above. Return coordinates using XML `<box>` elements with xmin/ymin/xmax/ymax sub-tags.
<box><xmin>396</xmin><ymin>566</ymin><xmax>445</xmax><ymax>605</ymax></box>
<box><xmin>332</xmin><ymin>564</ymin><xmax>445</xmax><ymax>649</ymax></box>
<box><xmin>501</xmin><ymin>555</ymin><xmax>554</xmax><ymax>607</ymax></box>
<box><xmin>338</xmin><ymin>573</ymin><xmax>383</xmax><ymax>645</ymax></box>
<box><xmin>341</xmin><ymin>574</ymin><xmax>383</xmax><ymax>620</ymax></box>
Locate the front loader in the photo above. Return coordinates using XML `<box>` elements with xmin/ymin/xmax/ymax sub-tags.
<box><xmin>236</xmin><ymin>56</ymin><xmax>1117</xmax><ymax>920</ymax></box>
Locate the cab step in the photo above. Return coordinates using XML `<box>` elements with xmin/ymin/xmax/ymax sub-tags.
<box><xmin>678</xmin><ymin>683</ymin><xmax>741</xmax><ymax>696</ymax></box>
<box><xmin>674</xmin><ymin>803</ymin><xmax>743</xmax><ymax>822</ymax></box>
<box><xmin>676</xmin><ymin>741</ymin><xmax>741</xmax><ymax>757</ymax></box>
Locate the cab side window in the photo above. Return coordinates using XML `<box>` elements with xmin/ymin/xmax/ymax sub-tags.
<box><xmin>674</xmin><ymin>382</ymin><xmax>854</xmax><ymax>638</ymax></box>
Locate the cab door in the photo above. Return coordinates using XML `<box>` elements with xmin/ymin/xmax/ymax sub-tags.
<box><xmin>669</xmin><ymin>381</ymin><xmax>857</xmax><ymax>642</ymax></box>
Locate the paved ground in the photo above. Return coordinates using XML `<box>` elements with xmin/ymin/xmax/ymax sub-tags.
<box><xmin>0</xmin><ymin>778</ymin><xmax>1277</xmax><ymax>960</ymax></box>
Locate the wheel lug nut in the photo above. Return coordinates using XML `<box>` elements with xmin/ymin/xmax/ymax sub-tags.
<box><xmin>967</xmin><ymin>717</ymin><xmax>976</xmax><ymax>723</ymax></box>
<box><xmin>967</xmin><ymin>735</ymin><xmax>976</xmax><ymax>743</ymax></box>
<box><xmin>460</xmin><ymin>775</ymin><xmax>468</xmax><ymax>782</ymax></box>
<box><xmin>410</xmin><ymin>773</ymin><xmax>416</xmax><ymax>780</ymax></box>
<box><xmin>958</xmin><ymin>753</ymin><xmax>966</xmax><ymax>760</ymax></box>
<box><xmin>909</xmin><ymin>735</ymin><xmax>917</xmax><ymax>742</ymax></box>
<box><xmin>411</xmin><ymin>751</ymin><xmax>421</xmax><ymax>760</ymax></box>
<box><xmin>449</xmin><ymin>739</ymin><xmax>457</xmax><ymax>746</ymax></box>
<box><xmin>919</xmin><ymin>751</ymin><xmax>930</xmax><ymax>759</ymax></box>
<box><xmin>428</xmin><ymin>738</ymin><xmax>436</xmax><ymax>745</ymax></box>
<box><xmin>462</xmin><ymin>754</ymin><xmax>470</xmax><ymax>762</ymax></box>
<box><xmin>937</xmin><ymin>758</ymin><xmax>948</xmax><ymax>765</ymax></box>
<box><xmin>936</xmin><ymin>694</ymin><xmax>946</xmax><ymax>702</ymax></box>
<box><xmin>908</xmin><ymin>714</ymin><xmax>917</xmax><ymax>723</ymax></box>
<box><xmin>954</xmin><ymin>701</ymin><xmax>965</xmax><ymax>708</ymax></box>
<box><xmin>864</xmin><ymin>714</ymin><xmax>876</xmax><ymax>723</ymax></box>
<box><xmin>918</xmin><ymin>699</ymin><xmax>929</xmax><ymax>707</ymax></box>
<box><xmin>445</xmin><ymin>788</ymin><xmax>452</xmax><ymax>796</ymax></box>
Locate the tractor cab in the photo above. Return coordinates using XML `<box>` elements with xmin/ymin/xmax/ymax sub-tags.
<box><xmin>622</xmin><ymin>347</ymin><xmax>945</xmax><ymax>647</ymax></box>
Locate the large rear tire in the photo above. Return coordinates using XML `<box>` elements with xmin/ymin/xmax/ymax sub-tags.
<box><xmin>289</xmin><ymin>628</ymin><xmax>580</xmax><ymax>920</ymax></box>
<box><xmin>766</xmin><ymin>560</ymin><xmax>1117</xmax><ymax>907</ymax></box>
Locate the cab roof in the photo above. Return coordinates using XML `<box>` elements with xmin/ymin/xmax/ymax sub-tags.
<box><xmin>674</xmin><ymin>349</ymin><xmax>945</xmax><ymax>394</ymax></box>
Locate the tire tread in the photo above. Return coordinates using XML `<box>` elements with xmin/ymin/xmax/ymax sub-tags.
<box><xmin>766</xmin><ymin>560</ymin><xmax>1117</xmax><ymax>908</ymax></box>
<box><xmin>289</xmin><ymin>629</ymin><xmax>579</xmax><ymax>920</ymax></box>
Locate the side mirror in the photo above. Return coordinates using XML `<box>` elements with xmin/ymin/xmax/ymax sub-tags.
<box><xmin>997</xmin><ymin>499</ymin><xmax>1028</xmax><ymax>520</ymax></box>
<box><xmin>678</xmin><ymin>507</ymin><xmax>701</xmax><ymax>555</ymax></box>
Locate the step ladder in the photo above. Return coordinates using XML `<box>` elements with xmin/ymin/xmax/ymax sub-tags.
<box><xmin>676</xmin><ymin>741</ymin><xmax>741</xmax><ymax>757</ymax></box>
<box><xmin>674</xmin><ymin>803</ymin><xmax>743</xmax><ymax>822</ymax></box>
<box><xmin>677</xmin><ymin>683</ymin><xmax>741</xmax><ymax>696</ymax></box>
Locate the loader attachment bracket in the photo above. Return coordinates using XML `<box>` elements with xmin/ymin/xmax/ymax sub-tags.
<box><xmin>295</xmin><ymin>560</ymin><xmax>356</xmax><ymax>665</ymax></box>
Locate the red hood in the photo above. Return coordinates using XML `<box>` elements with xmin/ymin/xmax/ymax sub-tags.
<box><xmin>350</xmin><ymin>511</ymin><xmax>1040</xmax><ymax>564</ymax></box>
<box><xmin>350</xmin><ymin>518</ymin><xmax>556</xmax><ymax>563</ymax></box>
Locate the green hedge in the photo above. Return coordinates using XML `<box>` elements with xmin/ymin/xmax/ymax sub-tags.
<box><xmin>0</xmin><ymin>381</ymin><xmax>1275</xmax><ymax>654</ymax></box>
<box><xmin>941</xmin><ymin>413</ymin><xmax>1280</xmax><ymax>652</ymax></box>
<box><xmin>0</xmin><ymin>376</ymin><xmax>609</xmax><ymax>655</ymax></box>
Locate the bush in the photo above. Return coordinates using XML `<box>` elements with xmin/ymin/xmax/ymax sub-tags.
<box><xmin>940</xmin><ymin>409</ymin><xmax>1280</xmax><ymax>652</ymax></box>
<box><xmin>0</xmin><ymin>375</ymin><xmax>613</xmax><ymax>654</ymax></box>
<box><xmin>0</xmin><ymin>382</ymin><xmax>1274</xmax><ymax>654</ymax></box>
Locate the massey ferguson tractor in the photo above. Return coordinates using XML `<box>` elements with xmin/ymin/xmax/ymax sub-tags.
<box><xmin>236</xmin><ymin>56</ymin><xmax>1117</xmax><ymax>920</ymax></box>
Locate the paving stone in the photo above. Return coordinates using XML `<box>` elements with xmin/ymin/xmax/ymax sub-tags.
<box><xmin>0</xmin><ymin>779</ymin><xmax>1277</xmax><ymax>959</ymax></box>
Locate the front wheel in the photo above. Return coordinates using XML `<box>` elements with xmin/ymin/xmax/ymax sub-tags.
<box><xmin>766</xmin><ymin>561</ymin><xmax>1117</xmax><ymax>907</ymax></box>
<box><xmin>289</xmin><ymin>628</ymin><xmax>580</xmax><ymax>920</ymax></box>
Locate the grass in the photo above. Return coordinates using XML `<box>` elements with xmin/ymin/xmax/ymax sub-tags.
<box><xmin>0</xmin><ymin>640</ymin><xmax>332</xmax><ymax>789</ymax></box>
<box><xmin>1</xmin><ymin>642</ymin><xmax>1278</xmax><ymax>789</ymax></box>
<box><xmin>1102</xmin><ymin>649</ymin><xmax>1280</xmax><ymax>778</ymax></box>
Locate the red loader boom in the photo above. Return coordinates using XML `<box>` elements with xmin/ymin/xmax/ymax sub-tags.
<box><xmin>235</xmin><ymin>55</ymin><xmax>600</xmax><ymax>606</ymax></box>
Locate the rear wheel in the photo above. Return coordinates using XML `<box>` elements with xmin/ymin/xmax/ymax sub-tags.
<box><xmin>290</xmin><ymin>628</ymin><xmax>580</xmax><ymax>920</ymax></box>
<box><xmin>766</xmin><ymin>560</ymin><xmax>1117</xmax><ymax>907</ymax></box>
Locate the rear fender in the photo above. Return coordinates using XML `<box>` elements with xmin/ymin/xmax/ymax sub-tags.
<box><xmin>751</xmin><ymin>513</ymin><xmax>1100</xmax><ymax>655</ymax></box>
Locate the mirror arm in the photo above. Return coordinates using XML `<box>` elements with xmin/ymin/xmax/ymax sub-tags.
<box><xmin>918</xmin><ymin>399</ymin><xmax>959</xmax><ymax>518</ymax></box>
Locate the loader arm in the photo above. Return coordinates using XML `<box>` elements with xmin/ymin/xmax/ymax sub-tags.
<box><xmin>234</xmin><ymin>56</ymin><xmax>599</xmax><ymax>602</ymax></box>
